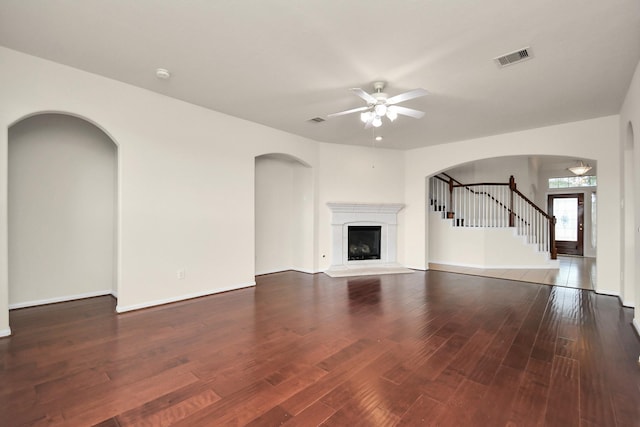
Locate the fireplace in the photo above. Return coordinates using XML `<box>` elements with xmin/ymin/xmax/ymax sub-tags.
<box><xmin>348</xmin><ymin>226</ymin><xmax>381</xmax><ymax>261</ymax></box>
<box><xmin>325</xmin><ymin>203</ymin><xmax>408</xmax><ymax>276</ymax></box>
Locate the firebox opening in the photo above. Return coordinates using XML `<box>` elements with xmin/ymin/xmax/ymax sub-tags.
<box><xmin>348</xmin><ymin>226</ymin><xmax>381</xmax><ymax>261</ymax></box>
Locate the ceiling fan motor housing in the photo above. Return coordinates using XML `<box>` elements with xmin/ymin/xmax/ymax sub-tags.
<box><xmin>373</xmin><ymin>92</ymin><xmax>388</xmax><ymax>104</ymax></box>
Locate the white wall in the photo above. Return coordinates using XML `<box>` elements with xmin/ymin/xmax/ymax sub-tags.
<box><xmin>404</xmin><ymin>115</ymin><xmax>621</xmax><ymax>297</ymax></box>
<box><xmin>619</xmin><ymin>58</ymin><xmax>640</xmax><ymax>329</ymax></box>
<box><xmin>8</xmin><ymin>114</ymin><xmax>117</xmax><ymax>307</ymax></box>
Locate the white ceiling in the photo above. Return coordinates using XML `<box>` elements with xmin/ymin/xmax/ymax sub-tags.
<box><xmin>1</xmin><ymin>1</ymin><xmax>639</xmax><ymax>150</ymax></box>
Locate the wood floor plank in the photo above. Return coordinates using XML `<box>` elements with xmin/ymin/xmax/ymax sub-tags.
<box><xmin>507</xmin><ymin>357</ymin><xmax>553</xmax><ymax>426</ymax></box>
<box><xmin>396</xmin><ymin>394</ymin><xmax>445</xmax><ymax>426</ymax></box>
<box><xmin>543</xmin><ymin>356</ymin><xmax>580</xmax><ymax>427</ymax></box>
<box><xmin>115</xmin><ymin>381</ymin><xmax>220</xmax><ymax>426</ymax></box>
<box><xmin>1</xmin><ymin>270</ymin><xmax>638</xmax><ymax>426</ymax></box>
<box><xmin>469</xmin><ymin>365</ymin><xmax>524</xmax><ymax>425</ymax></box>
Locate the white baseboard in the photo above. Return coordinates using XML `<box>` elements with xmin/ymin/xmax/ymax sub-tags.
<box><xmin>404</xmin><ymin>265</ymin><xmax>428</xmax><ymax>271</ymax></box>
<box><xmin>256</xmin><ymin>267</ymin><xmax>319</xmax><ymax>276</ymax></box>
<box><xmin>293</xmin><ymin>268</ymin><xmax>318</xmax><ymax>274</ymax></box>
<box><xmin>622</xmin><ymin>299</ymin><xmax>635</xmax><ymax>308</ymax></box>
<box><xmin>9</xmin><ymin>290</ymin><xmax>114</xmax><ymax>310</ymax></box>
<box><xmin>633</xmin><ymin>318</ymin><xmax>640</xmax><ymax>337</ymax></box>
<box><xmin>429</xmin><ymin>260</ymin><xmax>558</xmax><ymax>270</ymax></box>
<box><xmin>594</xmin><ymin>289</ymin><xmax>620</xmax><ymax>298</ymax></box>
<box><xmin>255</xmin><ymin>267</ymin><xmax>292</xmax><ymax>276</ymax></box>
<box><xmin>115</xmin><ymin>281</ymin><xmax>256</xmax><ymax>313</ymax></box>
<box><xmin>0</xmin><ymin>328</ymin><xmax>11</xmax><ymax>338</ymax></box>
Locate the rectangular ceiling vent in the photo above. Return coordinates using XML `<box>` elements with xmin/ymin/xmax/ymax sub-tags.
<box><xmin>308</xmin><ymin>117</ymin><xmax>326</xmax><ymax>123</ymax></box>
<box><xmin>494</xmin><ymin>47</ymin><xmax>532</xmax><ymax>68</ymax></box>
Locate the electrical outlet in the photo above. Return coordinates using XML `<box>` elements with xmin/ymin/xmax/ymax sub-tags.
<box><xmin>177</xmin><ymin>269</ymin><xmax>185</xmax><ymax>280</ymax></box>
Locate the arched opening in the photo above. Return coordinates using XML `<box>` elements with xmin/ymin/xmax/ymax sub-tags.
<box><xmin>8</xmin><ymin>113</ymin><xmax>118</xmax><ymax>308</ymax></box>
<box><xmin>254</xmin><ymin>153</ymin><xmax>314</xmax><ymax>275</ymax></box>
<box><xmin>427</xmin><ymin>155</ymin><xmax>597</xmax><ymax>289</ymax></box>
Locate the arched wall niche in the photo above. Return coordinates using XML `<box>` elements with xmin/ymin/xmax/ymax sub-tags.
<box><xmin>6</xmin><ymin>111</ymin><xmax>120</xmax><ymax>311</ymax></box>
<box><xmin>255</xmin><ymin>152</ymin><xmax>312</xmax><ymax>168</ymax></box>
<box><xmin>8</xmin><ymin>110</ymin><xmax>120</xmax><ymax>148</ymax></box>
<box><xmin>254</xmin><ymin>152</ymin><xmax>315</xmax><ymax>275</ymax></box>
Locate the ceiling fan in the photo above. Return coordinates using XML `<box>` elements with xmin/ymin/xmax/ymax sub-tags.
<box><xmin>328</xmin><ymin>81</ymin><xmax>428</xmax><ymax>128</ymax></box>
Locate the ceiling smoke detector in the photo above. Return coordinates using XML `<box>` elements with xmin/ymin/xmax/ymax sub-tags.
<box><xmin>494</xmin><ymin>47</ymin><xmax>532</xmax><ymax>68</ymax></box>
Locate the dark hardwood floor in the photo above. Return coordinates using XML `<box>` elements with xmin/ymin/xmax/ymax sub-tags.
<box><xmin>1</xmin><ymin>271</ymin><xmax>639</xmax><ymax>426</ymax></box>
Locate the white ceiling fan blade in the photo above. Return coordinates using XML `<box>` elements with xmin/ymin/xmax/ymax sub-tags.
<box><xmin>350</xmin><ymin>88</ymin><xmax>377</xmax><ymax>104</ymax></box>
<box><xmin>327</xmin><ymin>106</ymin><xmax>370</xmax><ymax>118</ymax></box>
<box><xmin>386</xmin><ymin>88</ymin><xmax>428</xmax><ymax>105</ymax></box>
<box><xmin>389</xmin><ymin>105</ymin><xmax>425</xmax><ymax>119</ymax></box>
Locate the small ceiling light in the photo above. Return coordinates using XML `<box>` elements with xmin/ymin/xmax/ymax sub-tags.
<box><xmin>360</xmin><ymin>111</ymin><xmax>372</xmax><ymax>123</ymax></box>
<box><xmin>372</xmin><ymin>116</ymin><xmax>382</xmax><ymax>128</ymax></box>
<box><xmin>155</xmin><ymin>68</ymin><xmax>171</xmax><ymax>79</ymax></box>
<box><xmin>568</xmin><ymin>161</ymin><xmax>592</xmax><ymax>176</ymax></box>
<box><xmin>375</xmin><ymin>136</ymin><xmax>383</xmax><ymax>141</ymax></box>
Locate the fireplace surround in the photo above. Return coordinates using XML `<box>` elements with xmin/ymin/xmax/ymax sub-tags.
<box><xmin>326</xmin><ymin>202</ymin><xmax>408</xmax><ymax>276</ymax></box>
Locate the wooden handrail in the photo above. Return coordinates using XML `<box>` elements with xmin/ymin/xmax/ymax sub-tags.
<box><xmin>441</xmin><ymin>172</ymin><xmax>464</xmax><ymax>186</ymax></box>
<box><xmin>513</xmin><ymin>188</ymin><xmax>553</xmax><ymax>221</ymax></box>
<box><xmin>452</xmin><ymin>183</ymin><xmax>509</xmax><ymax>187</ymax></box>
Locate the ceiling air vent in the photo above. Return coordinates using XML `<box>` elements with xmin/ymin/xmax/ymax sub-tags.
<box><xmin>494</xmin><ymin>47</ymin><xmax>532</xmax><ymax>68</ymax></box>
<box><xmin>308</xmin><ymin>117</ymin><xmax>326</xmax><ymax>123</ymax></box>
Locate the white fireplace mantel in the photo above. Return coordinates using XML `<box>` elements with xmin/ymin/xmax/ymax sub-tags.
<box><xmin>325</xmin><ymin>202</ymin><xmax>408</xmax><ymax>276</ymax></box>
<box><xmin>326</xmin><ymin>202</ymin><xmax>405</xmax><ymax>216</ymax></box>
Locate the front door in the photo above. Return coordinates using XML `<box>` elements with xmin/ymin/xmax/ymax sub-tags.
<box><xmin>548</xmin><ymin>193</ymin><xmax>584</xmax><ymax>256</ymax></box>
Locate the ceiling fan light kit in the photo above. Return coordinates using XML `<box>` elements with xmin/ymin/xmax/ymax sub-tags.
<box><xmin>328</xmin><ymin>81</ymin><xmax>427</xmax><ymax>129</ymax></box>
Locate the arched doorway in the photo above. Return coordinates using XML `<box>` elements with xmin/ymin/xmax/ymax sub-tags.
<box><xmin>254</xmin><ymin>153</ymin><xmax>313</xmax><ymax>275</ymax></box>
<box><xmin>8</xmin><ymin>113</ymin><xmax>118</xmax><ymax>308</ymax></box>
<box><xmin>427</xmin><ymin>155</ymin><xmax>598</xmax><ymax>289</ymax></box>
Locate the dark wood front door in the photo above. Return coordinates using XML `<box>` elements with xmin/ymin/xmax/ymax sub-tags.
<box><xmin>548</xmin><ymin>193</ymin><xmax>584</xmax><ymax>256</ymax></box>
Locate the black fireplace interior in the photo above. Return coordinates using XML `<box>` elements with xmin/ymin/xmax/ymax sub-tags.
<box><xmin>348</xmin><ymin>226</ymin><xmax>381</xmax><ymax>261</ymax></box>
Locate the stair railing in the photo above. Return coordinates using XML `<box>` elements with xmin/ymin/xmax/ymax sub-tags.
<box><xmin>429</xmin><ymin>174</ymin><xmax>557</xmax><ymax>259</ymax></box>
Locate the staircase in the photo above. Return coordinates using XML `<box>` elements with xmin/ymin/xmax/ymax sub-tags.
<box><xmin>429</xmin><ymin>173</ymin><xmax>558</xmax><ymax>268</ymax></box>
